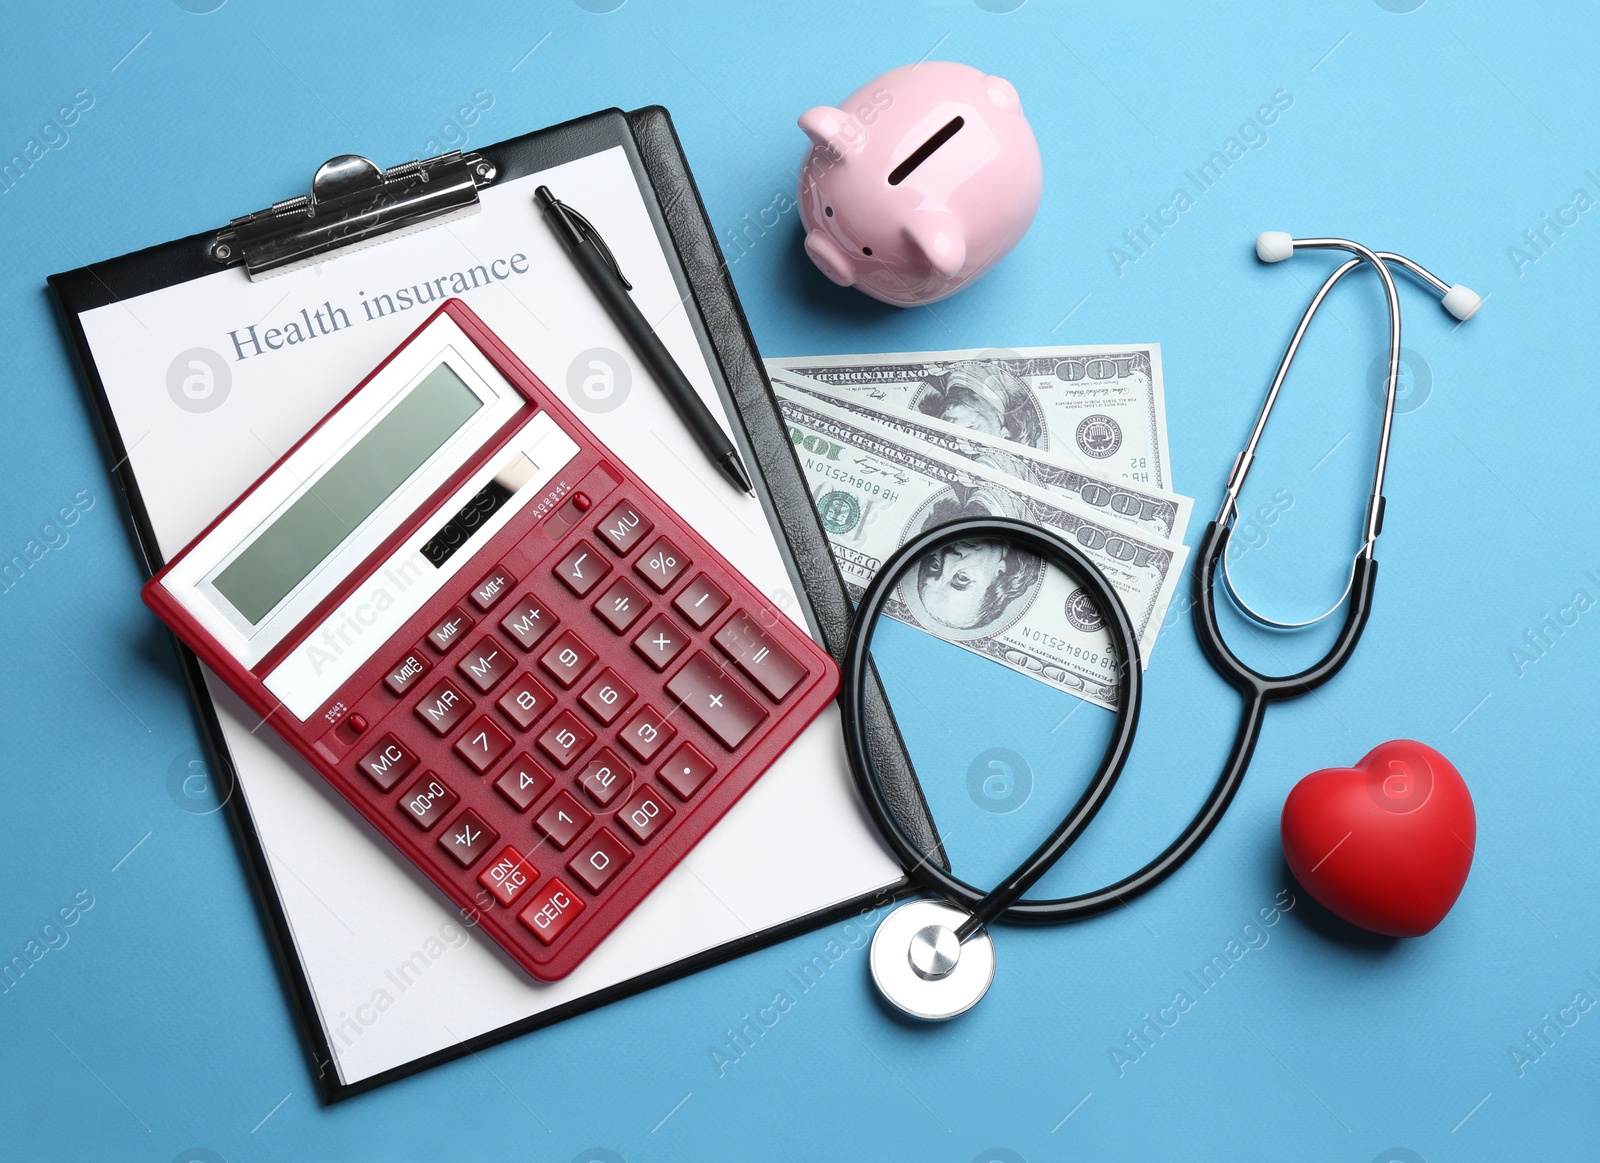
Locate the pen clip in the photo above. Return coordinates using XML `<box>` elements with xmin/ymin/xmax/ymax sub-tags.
<box><xmin>555</xmin><ymin>197</ymin><xmax>632</xmax><ymax>291</ymax></box>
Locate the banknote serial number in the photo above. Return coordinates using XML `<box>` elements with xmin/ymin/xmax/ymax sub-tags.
<box><xmin>804</xmin><ymin>460</ymin><xmax>900</xmax><ymax>503</ymax></box>
<box><xmin>1016</xmin><ymin>624</ymin><xmax>1103</xmax><ymax>667</ymax></box>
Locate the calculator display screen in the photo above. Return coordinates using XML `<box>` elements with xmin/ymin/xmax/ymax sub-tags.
<box><xmin>214</xmin><ymin>362</ymin><xmax>482</xmax><ymax>624</ymax></box>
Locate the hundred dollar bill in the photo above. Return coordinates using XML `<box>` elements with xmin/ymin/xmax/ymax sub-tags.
<box><xmin>779</xmin><ymin>393</ymin><xmax>1189</xmax><ymax>710</ymax></box>
<box><xmin>766</xmin><ymin>343</ymin><xmax>1171</xmax><ymax>490</ymax></box>
<box><xmin>771</xmin><ymin>373</ymin><xmax>1193</xmax><ymax>544</ymax></box>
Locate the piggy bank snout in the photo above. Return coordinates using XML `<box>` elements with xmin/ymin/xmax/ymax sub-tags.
<box><xmin>804</xmin><ymin>230</ymin><xmax>856</xmax><ymax>287</ymax></box>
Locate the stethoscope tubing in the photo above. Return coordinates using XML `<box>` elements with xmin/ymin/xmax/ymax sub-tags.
<box><xmin>845</xmin><ymin>238</ymin><xmax>1454</xmax><ymax>949</ymax></box>
<box><xmin>839</xmin><ymin>517</ymin><xmax>1143</xmax><ymax>940</ymax></box>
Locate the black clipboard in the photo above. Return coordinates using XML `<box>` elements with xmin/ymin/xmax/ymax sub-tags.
<box><xmin>48</xmin><ymin>106</ymin><xmax>944</xmax><ymax>1102</ymax></box>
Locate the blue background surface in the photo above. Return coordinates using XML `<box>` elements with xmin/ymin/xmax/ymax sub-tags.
<box><xmin>3</xmin><ymin>1</ymin><xmax>1597</xmax><ymax>1159</ymax></box>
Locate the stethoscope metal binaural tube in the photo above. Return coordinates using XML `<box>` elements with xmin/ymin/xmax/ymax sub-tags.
<box><xmin>852</xmin><ymin>236</ymin><xmax>1479</xmax><ymax>1021</ymax></box>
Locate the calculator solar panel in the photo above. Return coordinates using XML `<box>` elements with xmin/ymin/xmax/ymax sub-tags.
<box><xmin>144</xmin><ymin>300</ymin><xmax>839</xmax><ymax>981</ymax></box>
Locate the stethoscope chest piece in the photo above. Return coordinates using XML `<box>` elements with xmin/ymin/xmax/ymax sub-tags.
<box><xmin>869</xmin><ymin>899</ymin><xmax>995</xmax><ymax>1021</ymax></box>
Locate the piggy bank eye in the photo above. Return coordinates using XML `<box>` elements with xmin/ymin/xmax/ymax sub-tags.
<box><xmin>862</xmin><ymin>246</ymin><xmax>873</xmax><ymax>256</ymax></box>
<box><xmin>824</xmin><ymin>206</ymin><xmax>833</xmax><ymax>218</ymax></box>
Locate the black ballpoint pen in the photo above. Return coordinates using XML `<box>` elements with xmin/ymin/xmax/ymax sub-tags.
<box><xmin>535</xmin><ymin>185</ymin><xmax>756</xmax><ymax>498</ymax></box>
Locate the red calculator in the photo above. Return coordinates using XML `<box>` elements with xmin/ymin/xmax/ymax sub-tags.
<box><xmin>143</xmin><ymin>299</ymin><xmax>839</xmax><ymax>981</ymax></box>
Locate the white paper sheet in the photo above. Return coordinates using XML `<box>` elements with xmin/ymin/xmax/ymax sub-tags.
<box><xmin>79</xmin><ymin>146</ymin><xmax>901</xmax><ymax>1086</ymax></box>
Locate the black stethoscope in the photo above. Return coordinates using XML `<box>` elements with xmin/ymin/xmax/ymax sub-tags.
<box><xmin>844</xmin><ymin>236</ymin><xmax>1480</xmax><ymax>1020</ymax></box>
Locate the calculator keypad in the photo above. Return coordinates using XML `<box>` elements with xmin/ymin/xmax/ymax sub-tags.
<box><xmin>414</xmin><ymin>678</ymin><xmax>472</xmax><ymax>736</ymax></box>
<box><xmin>535</xmin><ymin>790</ymin><xmax>593</xmax><ymax>848</ymax></box>
<box><xmin>595</xmin><ymin>502</ymin><xmax>653</xmax><ymax>556</ymax></box>
<box><xmin>471</xmin><ymin>568</ymin><xmax>516</xmax><ymax>611</ymax></box>
<box><xmin>454</xmin><ymin>717</ymin><xmax>513</xmax><ymax>773</ymax></box>
<box><xmin>384</xmin><ymin>649</ymin><xmax>430</xmax><ymax>696</ymax></box>
<box><xmin>497</xmin><ymin>673</ymin><xmax>554</xmax><ymax>731</ymax></box>
<box><xmin>439</xmin><ymin>809</ymin><xmax>497</xmax><ymax>867</ymax></box>
<box><xmin>673</xmin><ymin>575</ymin><xmax>728</xmax><ymax>629</ymax></box>
<box><xmin>539</xmin><ymin>710</ymin><xmax>595</xmax><ymax>768</ymax></box>
<box><xmin>568</xmin><ymin>828</ymin><xmax>632</xmax><ymax>892</ymax></box>
<box><xmin>555</xmin><ymin>542</ymin><xmax>609</xmax><ymax>596</ymax></box>
<box><xmin>479</xmin><ymin>845</ymin><xmax>537</xmax><ymax>906</ymax></box>
<box><xmin>579</xmin><ymin>670</ymin><xmax>635</xmax><ymax>725</ymax></box>
<box><xmin>594</xmin><ymin>578</ymin><xmax>648</xmax><ymax>633</ymax></box>
<box><xmin>520</xmin><ymin>878</ymin><xmax>583</xmax><ymax>945</ymax></box>
<box><xmin>458</xmin><ymin>638</ymin><xmax>513</xmax><ymax>693</ymax></box>
<box><xmin>540</xmin><ymin>631</ymin><xmax>597</xmax><ymax>688</ymax></box>
<box><xmin>500</xmin><ymin>597</ymin><xmax>556</xmax><ymax>650</ymax></box>
<box><xmin>634</xmin><ymin>537</ymin><xmax>688</xmax><ymax>591</ymax></box>
<box><xmin>346</xmin><ymin>477</ymin><xmax>834</xmax><ymax>982</ymax></box>
<box><xmin>495</xmin><ymin>754</ymin><xmax>553</xmax><ymax>810</ymax></box>
<box><xmin>399</xmin><ymin>773</ymin><xmax>458</xmax><ymax>830</ymax></box>
<box><xmin>666</xmin><ymin>652</ymin><xmax>767</xmax><ymax>750</ymax></box>
<box><xmin>359</xmin><ymin>734</ymin><xmax>418</xmax><ymax>791</ymax></box>
<box><xmin>632</xmin><ymin>614</ymin><xmax>688</xmax><ymax>671</ymax></box>
<box><xmin>428</xmin><ymin>607</ymin><xmax>475</xmax><ymax>652</ymax></box>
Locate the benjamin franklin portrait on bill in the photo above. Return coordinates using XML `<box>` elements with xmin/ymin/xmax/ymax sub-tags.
<box><xmin>908</xmin><ymin>360</ymin><xmax>1045</xmax><ymax>449</ymax></box>
<box><xmin>902</xmin><ymin>487</ymin><xmax>1044</xmax><ymax>638</ymax></box>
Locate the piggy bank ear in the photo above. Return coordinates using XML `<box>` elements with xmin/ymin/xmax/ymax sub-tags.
<box><xmin>904</xmin><ymin>211</ymin><xmax>967</xmax><ymax>279</ymax></box>
<box><xmin>799</xmin><ymin>105</ymin><xmax>863</xmax><ymax>162</ymax></box>
<box><xmin>805</xmin><ymin>230</ymin><xmax>856</xmax><ymax>286</ymax></box>
<box><xmin>985</xmin><ymin>75</ymin><xmax>1022</xmax><ymax>110</ymax></box>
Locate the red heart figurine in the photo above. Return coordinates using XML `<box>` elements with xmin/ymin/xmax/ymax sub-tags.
<box><xmin>1281</xmin><ymin>740</ymin><xmax>1474</xmax><ymax>937</ymax></box>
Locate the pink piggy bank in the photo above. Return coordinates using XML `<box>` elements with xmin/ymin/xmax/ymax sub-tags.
<box><xmin>797</xmin><ymin>62</ymin><xmax>1042</xmax><ymax>306</ymax></box>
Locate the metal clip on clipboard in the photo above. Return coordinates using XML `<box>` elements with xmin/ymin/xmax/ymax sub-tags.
<box><xmin>209</xmin><ymin>150</ymin><xmax>498</xmax><ymax>280</ymax></box>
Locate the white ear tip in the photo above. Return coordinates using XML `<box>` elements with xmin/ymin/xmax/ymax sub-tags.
<box><xmin>1255</xmin><ymin>231</ymin><xmax>1294</xmax><ymax>263</ymax></box>
<box><xmin>1442</xmin><ymin>283</ymin><xmax>1481</xmax><ymax>321</ymax></box>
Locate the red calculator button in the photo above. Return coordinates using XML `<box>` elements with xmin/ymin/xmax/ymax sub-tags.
<box><xmin>673</xmin><ymin>574</ymin><xmax>729</xmax><ymax>629</ymax></box>
<box><xmin>495</xmin><ymin>754</ymin><xmax>553</xmax><ymax>811</ymax></box>
<box><xmin>659</xmin><ymin>743</ymin><xmax>716</xmax><ymax>800</ymax></box>
<box><xmin>594</xmin><ymin>501</ymin><xmax>654</xmax><ymax>556</ymax></box>
<box><xmin>579</xmin><ymin>669</ymin><xmax>636</xmax><ymax>725</ymax></box>
<box><xmin>555</xmin><ymin>541</ymin><xmax>610</xmax><ymax>597</ymax></box>
<box><xmin>439</xmin><ymin>809</ymin><xmax>498</xmax><ymax>868</ymax></box>
<box><xmin>497</xmin><ymin>673</ymin><xmax>554</xmax><ymax>731</ymax></box>
<box><xmin>616</xmin><ymin>786</ymin><xmax>675</xmax><ymax>844</ymax></box>
<box><xmin>414</xmin><ymin>678</ymin><xmax>472</xmax><ymax>736</ymax></box>
<box><xmin>458</xmin><ymin>637</ymin><xmax>513</xmax><ymax>693</ymax></box>
<box><xmin>713</xmin><ymin>612</ymin><xmax>808</xmax><ymax>702</ymax></box>
<box><xmin>478</xmin><ymin>845</ymin><xmax>538</xmax><ymax>907</ymax></box>
<box><xmin>500</xmin><ymin>596</ymin><xmax>557</xmax><ymax>650</ymax></box>
<box><xmin>534</xmin><ymin>790</ymin><xmax>593</xmax><ymax>848</ymax></box>
<box><xmin>666</xmin><ymin>652</ymin><xmax>768</xmax><ymax>750</ymax></box>
<box><xmin>399</xmin><ymin>773</ymin><xmax>458</xmax><ymax>830</ymax></box>
<box><xmin>632</xmin><ymin>614</ymin><xmax>688</xmax><ymax>671</ymax></box>
<box><xmin>568</xmin><ymin>828</ymin><xmax>633</xmax><ymax>893</ymax></box>
<box><xmin>540</xmin><ymin>631</ymin><xmax>597</xmax><ymax>688</ymax></box>
<box><xmin>384</xmin><ymin>648</ymin><xmax>430</xmax><ymax>696</ymax></box>
<box><xmin>593</xmin><ymin>578</ymin><xmax>648</xmax><ymax>634</ymax></box>
<box><xmin>428</xmin><ymin>606</ymin><xmax>475</xmax><ymax>652</ymax></box>
<box><xmin>357</xmin><ymin>734</ymin><xmax>418</xmax><ymax>791</ymax></box>
<box><xmin>538</xmin><ymin>710</ymin><xmax>595</xmax><ymax>769</ymax></box>
<box><xmin>454</xmin><ymin>716</ymin><xmax>514</xmax><ymax>773</ymax></box>
<box><xmin>519</xmin><ymin>878</ymin><xmax>584</xmax><ymax>945</ymax></box>
<box><xmin>577</xmin><ymin>748</ymin><xmax>634</xmax><ymax>807</ymax></box>
<box><xmin>634</xmin><ymin>537</ymin><xmax>688</xmax><ymax>592</ymax></box>
<box><xmin>470</xmin><ymin>567</ymin><xmax>516</xmax><ymax>611</ymax></box>
<box><xmin>618</xmin><ymin>705</ymin><xmax>676</xmax><ymax>762</ymax></box>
